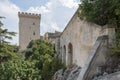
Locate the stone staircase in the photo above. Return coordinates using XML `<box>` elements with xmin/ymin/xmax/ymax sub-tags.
<box><xmin>53</xmin><ymin>35</ymin><xmax>109</xmax><ymax>80</ymax></box>
<box><xmin>77</xmin><ymin>35</ymin><xmax>108</xmax><ymax>80</ymax></box>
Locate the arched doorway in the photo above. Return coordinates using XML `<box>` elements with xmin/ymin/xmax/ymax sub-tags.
<box><xmin>60</xmin><ymin>47</ymin><xmax>62</xmax><ymax>59</ymax></box>
<box><xmin>63</xmin><ymin>45</ymin><xmax>66</xmax><ymax>65</ymax></box>
<box><xmin>68</xmin><ymin>43</ymin><xmax>73</xmax><ymax>66</ymax></box>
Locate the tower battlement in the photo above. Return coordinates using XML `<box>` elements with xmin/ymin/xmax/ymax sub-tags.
<box><xmin>18</xmin><ymin>12</ymin><xmax>41</xmax><ymax>18</ymax></box>
<box><xmin>18</xmin><ymin>11</ymin><xmax>40</xmax><ymax>50</ymax></box>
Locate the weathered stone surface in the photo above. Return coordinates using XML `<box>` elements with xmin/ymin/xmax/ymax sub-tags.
<box><xmin>91</xmin><ymin>54</ymin><xmax>120</xmax><ymax>80</ymax></box>
<box><xmin>59</xmin><ymin>10</ymin><xmax>115</xmax><ymax>67</ymax></box>
<box><xmin>55</xmin><ymin>8</ymin><xmax>115</xmax><ymax>80</ymax></box>
<box><xmin>53</xmin><ymin>69</ymin><xmax>63</xmax><ymax>80</ymax></box>
<box><xmin>18</xmin><ymin>12</ymin><xmax>40</xmax><ymax>50</ymax></box>
<box><xmin>67</xmin><ymin>66</ymin><xmax>81</xmax><ymax>80</ymax></box>
<box><xmin>93</xmin><ymin>71</ymin><xmax>120</xmax><ymax>80</ymax></box>
<box><xmin>77</xmin><ymin>36</ymin><xmax>108</xmax><ymax>80</ymax></box>
<box><xmin>53</xmin><ymin>66</ymin><xmax>81</xmax><ymax>80</ymax></box>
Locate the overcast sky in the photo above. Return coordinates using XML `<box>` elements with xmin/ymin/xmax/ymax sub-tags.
<box><xmin>0</xmin><ymin>0</ymin><xmax>80</xmax><ymax>45</ymax></box>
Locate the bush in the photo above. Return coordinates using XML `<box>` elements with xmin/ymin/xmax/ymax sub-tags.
<box><xmin>25</xmin><ymin>39</ymin><xmax>65</xmax><ymax>80</ymax></box>
<box><xmin>0</xmin><ymin>60</ymin><xmax>40</xmax><ymax>80</ymax></box>
<box><xmin>41</xmin><ymin>57</ymin><xmax>64</xmax><ymax>80</ymax></box>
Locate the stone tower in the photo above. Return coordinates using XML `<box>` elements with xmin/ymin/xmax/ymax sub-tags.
<box><xmin>18</xmin><ymin>12</ymin><xmax>41</xmax><ymax>50</ymax></box>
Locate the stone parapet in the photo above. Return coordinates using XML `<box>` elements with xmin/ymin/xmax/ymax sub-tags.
<box><xmin>18</xmin><ymin>12</ymin><xmax>40</xmax><ymax>18</ymax></box>
<box><xmin>77</xmin><ymin>35</ymin><xmax>108</xmax><ymax>80</ymax></box>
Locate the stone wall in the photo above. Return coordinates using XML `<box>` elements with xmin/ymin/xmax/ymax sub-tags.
<box><xmin>59</xmin><ymin>10</ymin><xmax>115</xmax><ymax>67</ymax></box>
<box><xmin>77</xmin><ymin>35</ymin><xmax>108</xmax><ymax>80</ymax></box>
<box><xmin>18</xmin><ymin>12</ymin><xmax>41</xmax><ymax>50</ymax></box>
<box><xmin>44</xmin><ymin>31</ymin><xmax>61</xmax><ymax>44</ymax></box>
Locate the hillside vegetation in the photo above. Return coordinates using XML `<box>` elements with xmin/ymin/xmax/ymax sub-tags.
<box><xmin>0</xmin><ymin>17</ymin><xmax>64</xmax><ymax>80</ymax></box>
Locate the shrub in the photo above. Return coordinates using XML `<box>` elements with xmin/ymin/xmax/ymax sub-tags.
<box><xmin>0</xmin><ymin>60</ymin><xmax>40</xmax><ymax>80</ymax></box>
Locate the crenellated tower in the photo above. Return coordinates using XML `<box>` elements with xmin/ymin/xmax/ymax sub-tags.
<box><xmin>18</xmin><ymin>12</ymin><xmax>41</xmax><ymax>50</ymax></box>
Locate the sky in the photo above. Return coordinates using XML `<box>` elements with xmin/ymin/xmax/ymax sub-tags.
<box><xmin>0</xmin><ymin>0</ymin><xmax>80</xmax><ymax>45</ymax></box>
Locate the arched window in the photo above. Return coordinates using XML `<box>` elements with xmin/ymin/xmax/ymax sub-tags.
<box><xmin>68</xmin><ymin>43</ymin><xmax>73</xmax><ymax>66</ymax></box>
<box><xmin>33</xmin><ymin>32</ymin><xmax>35</xmax><ymax>35</ymax></box>
<box><xmin>60</xmin><ymin>47</ymin><xmax>62</xmax><ymax>59</ymax></box>
<box><xmin>63</xmin><ymin>45</ymin><xmax>66</xmax><ymax>65</ymax></box>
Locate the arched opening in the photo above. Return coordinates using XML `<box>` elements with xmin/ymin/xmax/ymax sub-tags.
<box><xmin>68</xmin><ymin>43</ymin><xmax>73</xmax><ymax>66</ymax></box>
<box><xmin>60</xmin><ymin>47</ymin><xmax>62</xmax><ymax>59</ymax></box>
<box><xmin>63</xmin><ymin>45</ymin><xmax>66</xmax><ymax>65</ymax></box>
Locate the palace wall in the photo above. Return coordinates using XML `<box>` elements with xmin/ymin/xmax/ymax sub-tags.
<box><xmin>60</xmin><ymin>10</ymin><xmax>115</xmax><ymax>67</ymax></box>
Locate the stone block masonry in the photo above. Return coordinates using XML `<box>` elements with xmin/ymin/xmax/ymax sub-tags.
<box><xmin>18</xmin><ymin>12</ymin><xmax>41</xmax><ymax>50</ymax></box>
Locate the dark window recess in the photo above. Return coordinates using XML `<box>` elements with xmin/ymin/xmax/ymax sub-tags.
<box><xmin>33</xmin><ymin>22</ymin><xmax>35</xmax><ymax>25</ymax></box>
<box><xmin>33</xmin><ymin>32</ymin><xmax>35</xmax><ymax>35</ymax></box>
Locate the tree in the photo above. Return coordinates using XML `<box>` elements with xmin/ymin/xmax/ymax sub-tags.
<box><xmin>41</xmin><ymin>57</ymin><xmax>64</xmax><ymax>80</ymax></box>
<box><xmin>25</xmin><ymin>39</ymin><xmax>64</xmax><ymax>80</ymax></box>
<box><xmin>0</xmin><ymin>17</ymin><xmax>18</xmax><ymax>61</ymax></box>
<box><xmin>79</xmin><ymin>0</ymin><xmax>120</xmax><ymax>27</ymax></box>
<box><xmin>25</xmin><ymin>39</ymin><xmax>54</xmax><ymax>60</ymax></box>
<box><xmin>0</xmin><ymin>60</ymin><xmax>40</xmax><ymax>80</ymax></box>
<box><xmin>79</xmin><ymin>0</ymin><xmax>120</xmax><ymax>55</ymax></box>
<box><xmin>0</xmin><ymin>17</ymin><xmax>64</xmax><ymax>79</ymax></box>
<box><xmin>0</xmin><ymin>17</ymin><xmax>16</xmax><ymax>44</ymax></box>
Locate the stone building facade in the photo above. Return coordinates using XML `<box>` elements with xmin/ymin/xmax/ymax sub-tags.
<box><xmin>18</xmin><ymin>12</ymin><xmax>41</xmax><ymax>50</ymax></box>
<box><xmin>44</xmin><ymin>31</ymin><xmax>61</xmax><ymax>44</ymax></box>
<box><xmin>58</xmin><ymin>10</ymin><xmax>115</xmax><ymax>68</ymax></box>
<box><xmin>18</xmin><ymin>9</ymin><xmax>117</xmax><ymax>80</ymax></box>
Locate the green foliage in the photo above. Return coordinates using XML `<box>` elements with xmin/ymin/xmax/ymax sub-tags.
<box><xmin>42</xmin><ymin>57</ymin><xmax>64</xmax><ymax>80</ymax></box>
<box><xmin>0</xmin><ymin>16</ymin><xmax>19</xmax><ymax>61</ymax></box>
<box><xmin>0</xmin><ymin>43</ymin><xmax>19</xmax><ymax>60</ymax></box>
<box><xmin>0</xmin><ymin>28</ymin><xmax>16</xmax><ymax>43</ymax></box>
<box><xmin>0</xmin><ymin>16</ymin><xmax>64</xmax><ymax>80</ymax></box>
<box><xmin>25</xmin><ymin>39</ymin><xmax>54</xmax><ymax>60</ymax></box>
<box><xmin>79</xmin><ymin>0</ymin><xmax>120</xmax><ymax>26</ymax></box>
<box><xmin>0</xmin><ymin>16</ymin><xmax>5</xmax><ymax>27</ymax></box>
<box><xmin>0</xmin><ymin>60</ymin><xmax>40</xmax><ymax>80</ymax></box>
<box><xmin>105</xmin><ymin>29</ymin><xmax>120</xmax><ymax>56</ymax></box>
<box><xmin>25</xmin><ymin>39</ymin><xmax>64</xmax><ymax>80</ymax></box>
<box><xmin>79</xmin><ymin>0</ymin><xmax>120</xmax><ymax>56</ymax></box>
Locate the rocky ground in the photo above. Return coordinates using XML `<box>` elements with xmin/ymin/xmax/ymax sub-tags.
<box><xmin>52</xmin><ymin>65</ymin><xmax>81</xmax><ymax>80</ymax></box>
<box><xmin>53</xmin><ymin>54</ymin><xmax>120</xmax><ymax>80</ymax></box>
<box><xmin>93</xmin><ymin>54</ymin><xmax>120</xmax><ymax>79</ymax></box>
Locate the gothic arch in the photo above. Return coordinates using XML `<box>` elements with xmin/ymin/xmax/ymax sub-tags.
<box><xmin>63</xmin><ymin>45</ymin><xmax>66</xmax><ymax>65</ymax></box>
<box><xmin>60</xmin><ymin>46</ymin><xmax>62</xmax><ymax>58</ymax></box>
<box><xmin>67</xmin><ymin>43</ymin><xmax>73</xmax><ymax>66</ymax></box>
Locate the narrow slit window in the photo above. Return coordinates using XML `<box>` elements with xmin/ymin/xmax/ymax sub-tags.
<box><xmin>33</xmin><ymin>22</ymin><xmax>35</xmax><ymax>25</ymax></box>
<box><xmin>33</xmin><ymin>32</ymin><xmax>35</xmax><ymax>35</ymax></box>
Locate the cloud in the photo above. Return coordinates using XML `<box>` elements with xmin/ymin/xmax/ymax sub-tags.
<box><xmin>26</xmin><ymin>0</ymin><xmax>79</xmax><ymax>15</ymax></box>
<box><xmin>0</xmin><ymin>0</ymin><xmax>20</xmax><ymax>17</ymax></box>
<box><xmin>51</xmin><ymin>22</ymin><xmax>60</xmax><ymax>31</ymax></box>
<box><xmin>0</xmin><ymin>0</ymin><xmax>79</xmax><ymax>45</ymax></box>
<box><xmin>27</xmin><ymin>6</ymin><xmax>50</xmax><ymax>14</ymax></box>
<box><xmin>0</xmin><ymin>0</ymin><xmax>21</xmax><ymax>45</ymax></box>
<box><xmin>46</xmin><ymin>2</ymin><xmax>52</xmax><ymax>9</ymax></box>
<box><xmin>27</xmin><ymin>2</ymin><xmax>52</xmax><ymax>14</ymax></box>
<box><xmin>27</xmin><ymin>0</ymin><xmax>79</xmax><ymax>35</ymax></box>
<box><xmin>59</xmin><ymin>0</ymin><xmax>79</xmax><ymax>8</ymax></box>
